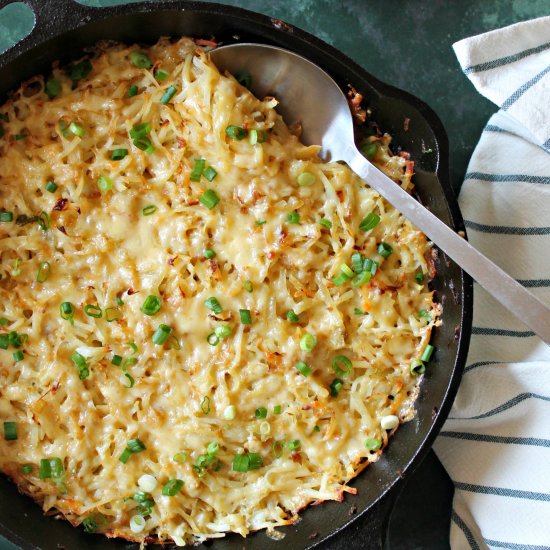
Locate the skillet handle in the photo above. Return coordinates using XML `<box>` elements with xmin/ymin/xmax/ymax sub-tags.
<box><xmin>0</xmin><ymin>0</ymin><xmax>94</xmax><ymax>65</ymax></box>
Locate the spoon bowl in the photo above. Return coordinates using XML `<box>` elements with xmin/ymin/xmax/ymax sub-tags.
<box><xmin>211</xmin><ymin>43</ymin><xmax>550</xmax><ymax>345</ymax></box>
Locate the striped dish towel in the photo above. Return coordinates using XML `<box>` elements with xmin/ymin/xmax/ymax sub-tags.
<box><xmin>432</xmin><ymin>16</ymin><xmax>550</xmax><ymax>550</ymax></box>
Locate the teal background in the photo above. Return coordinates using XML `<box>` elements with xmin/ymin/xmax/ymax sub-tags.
<box><xmin>0</xmin><ymin>1</ymin><xmax>549</xmax><ymax>549</ymax></box>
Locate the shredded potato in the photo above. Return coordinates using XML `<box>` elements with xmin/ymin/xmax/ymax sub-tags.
<box><xmin>0</xmin><ymin>37</ymin><xmax>439</xmax><ymax>545</ymax></box>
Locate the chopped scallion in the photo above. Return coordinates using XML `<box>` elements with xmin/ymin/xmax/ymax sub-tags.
<box><xmin>244</xmin><ymin>280</ymin><xmax>253</xmax><ymax>293</ymax></box>
<box><xmin>319</xmin><ymin>218</ymin><xmax>332</xmax><ymax>229</ymax></box>
<box><xmin>361</xmin><ymin>141</ymin><xmax>378</xmax><ymax>159</ymax></box>
<box><xmin>0</xmin><ymin>211</ymin><xmax>13</xmax><ymax>222</ymax></box>
<box><xmin>36</xmin><ymin>261</ymin><xmax>50</xmax><ymax>283</ymax></box>
<box><xmin>45</xmin><ymin>180</ymin><xmax>58</xmax><ymax>193</ymax></box>
<box><xmin>160</xmin><ymin>85</ymin><xmax>177</xmax><ymax>104</ymax></box>
<box><xmin>378</xmin><ymin>242</ymin><xmax>393</xmax><ymax>258</ymax></box>
<box><xmin>203</xmin><ymin>166</ymin><xmax>217</xmax><ymax>182</ymax></box>
<box><xmin>152</xmin><ymin>324</ymin><xmax>172</xmax><ymax>345</ymax></box>
<box><xmin>39</xmin><ymin>458</ymin><xmax>51</xmax><ymax>479</ymax></box>
<box><xmin>71</xmin><ymin>351</ymin><xmax>89</xmax><ymax>380</ymax></box>
<box><xmin>111</xmin><ymin>354</ymin><xmax>122</xmax><ymax>366</ymax></box>
<box><xmin>204</xmin><ymin>249</ymin><xmax>217</xmax><ymax>259</ymax></box>
<box><xmin>300</xmin><ymin>333</ymin><xmax>317</xmax><ymax>352</ymax></box>
<box><xmin>130</xmin><ymin>122</ymin><xmax>151</xmax><ymax>140</ymax></box>
<box><xmin>286</xmin><ymin>310</ymin><xmax>299</xmax><ymax>323</ymax></box>
<box><xmin>329</xmin><ymin>378</ymin><xmax>344</xmax><ymax>397</ymax></box>
<box><xmin>105</xmin><ymin>307</ymin><xmax>121</xmax><ymax>322</ymax></box>
<box><xmin>162</xmin><ymin>478</ymin><xmax>183</xmax><ymax>496</ymax></box>
<box><xmin>288</xmin><ymin>439</ymin><xmax>301</xmax><ymax>450</ymax></box>
<box><xmin>205</xmin><ymin>297</ymin><xmax>222</xmax><ymax>314</ymax></box>
<box><xmin>201</xmin><ymin>396</ymin><xmax>210</xmax><ymax>415</ymax></box>
<box><xmin>287</xmin><ymin>211</ymin><xmax>300</xmax><ymax>224</ymax></box>
<box><xmin>351</xmin><ymin>270</ymin><xmax>372</xmax><ymax>287</ymax></box>
<box><xmin>273</xmin><ymin>404</ymin><xmax>282</xmax><ymax>415</ymax></box>
<box><xmin>295</xmin><ymin>360</ymin><xmax>311</xmax><ymax>377</ymax></box>
<box><xmin>199</xmin><ymin>189</ymin><xmax>220</xmax><ymax>209</ymax></box>
<box><xmin>365</xmin><ymin>437</ymin><xmax>382</xmax><ymax>451</ymax></box>
<box><xmin>69</xmin><ymin>122</ymin><xmax>85</xmax><ymax>137</ymax></box>
<box><xmin>97</xmin><ymin>175</ymin><xmax>113</xmax><ymax>192</ymax></box>
<box><xmin>239</xmin><ymin>309</ymin><xmax>252</xmax><ymax>325</ymax></box>
<box><xmin>214</xmin><ymin>325</ymin><xmax>232</xmax><ymax>339</ymax></box>
<box><xmin>3</xmin><ymin>421</ymin><xmax>17</xmax><ymax>440</ymax></box>
<box><xmin>155</xmin><ymin>68</ymin><xmax>169</xmax><ymax>81</ymax></box>
<box><xmin>45</xmin><ymin>78</ymin><xmax>61</xmax><ymax>99</ymax></box>
<box><xmin>225</xmin><ymin>125</ymin><xmax>247</xmax><ymax>140</ymax></box>
<box><xmin>129</xmin><ymin>51</ymin><xmax>152</xmax><ymax>69</ymax></box>
<box><xmin>190</xmin><ymin>158</ymin><xmax>205</xmax><ymax>182</ymax></box>
<box><xmin>12</xmin><ymin>350</ymin><xmax>24</xmax><ymax>362</ymax></box>
<box><xmin>141</xmin><ymin>295</ymin><xmax>161</xmax><ymax>316</ymax></box>
<box><xmin>420</xmin><ymin>344</ymin><xmax>434</xmax><ymax>363</ymax></box>
<box><xmin>410</xmin><ymin>358</ymin><xmax>426</xmax><ymax>375</ymax></box>
<box><xmin>359</xmin><ymin>211</ymin><xmax>380</xmax><ymax>231</ymax></box>
<box><xmin>84</xmin><ymin>304</ymin><xmax>102</xmax><ymax>318</ymax></box>
<box><xmin>255</xmin><ymin>407</ymin><xmax>267</xmax><ymax>419</ymax></box>
<box><xmin>111</xmin><ymin>148</ymin><xmax>128</xmax><ymax>161</ymax></box>
<box><xmin>297</xmin><ymin>171</ymin><xmax>316</xmax><ymax>187</ymax></box>
<box><xmin>332</xmin><ymin>355</ymin><xmax>352</xmax><ymax>376</ymax></box>
<box><xmin>128</xmin><ymin>84</ymin><xmax>138</xmax><ymax>97</ymax></box>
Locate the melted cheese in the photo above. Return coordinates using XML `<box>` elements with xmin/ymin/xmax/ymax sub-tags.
<box><xmin>0</xmin><ymin>38</ymin><xmax>439</xmax><ymax>545</ymax></box>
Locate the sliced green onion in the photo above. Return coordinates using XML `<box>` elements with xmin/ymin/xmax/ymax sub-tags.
<box><xmin>12</xmin><ymin>350</ymin><xmax>24</xmax><ymax>362</ymax></box>
<box><xmin>50</xmin><ymin>457</ymin><xmax>64</xmax><ymax>478</ymax></box>
<box><xmin>3</xmin><ymin>421</ymin><xmax>17</xmax><ymax>440</ymax></box>
<box><xmin>272</xmin><ymin>440</ymin><xmax>284</xmax><ymax>459</ymax></box>
<box><xmin>162</xmin><ymin>478</ymin><xmax>183</xmax><ymax>496</ymax></box>
<box><xmin>154</xmin><ymin>68</ymin><xmax>169</xmax><ymax>81</ymax></box>
<box><xmin>36</xmin><ymin>261</ymin><xmax>50</xmax><ymax>283</ymax></box>
<box><xmin>207</xmin><ymin>332</ymin><xmax>219</xmax><ymax>346</ymax></box>
<box><xmin>297</xmin><ymin>172</ymin><xmax>316</xmax><ymax>187</ymax></box>
<box><xmin>0</xmin><ymin>211</ymin><xmax>13</xmax><ymax>222</ymax></box>
<box><xmin>214</xmin><ymin>325</ymin><xmax>232</xmax><ymax>339</ymax></box>
<box><xmin>21</xmin><ymin>464</ymin><xmax>33</xmax><ymax>474</ymax></box>
<box><xmin>332</xmin><ymin>355</ymin><xmax>352</xmax><ymax>376</ymax></box>
<box><xmin>295</xmin><ymin>360</ymin><xmax>312</xmax><ymax>377</ymax></box>
<box><xmin>173</xmin><ymin>452</ymin><xmax>187</xmax><ymax>463</ymax></box>
<box><xmin>0</xmin><ymin>317</ymin><xmax>8</xmax><ymax>326</ymax></box>
<box><xmin>133</xmin><ymin>136</ymin><xmax>154</xmax><ymax>154</ymax></box>
<box><xmin>329</xmin><ymin>378</ymin><xmax>344</xmax><ymax>397</ymax></box>
<box><xmin>300</xmin><ymin>333</ymin><xmax>317</xmax><ymax>352</ymax></box>
<box><xmin>249</xmin><ymin>129</ymin><xmax>267</xmax><ymax>144</ymax></box>
<box><xmin>111</xmin><ymin>354</ymin><xmax>122</xmax><ymax>366</ymax></box>
<box><xmin>319</xmin><ymin>218</ymin><xmax>332</xmax><ymax>229</ymax></box>
<box><xmin>129</xmin><ymin>51</ymin><xmax>152</xmax><ymax>69</ymax></box>
<box><xmin>115</xmin><ymin>296</ymin><xmax>124</xmax><ymax>306</ymax></box>
<box><xmin>288</xmin><ymin>439</ymin><xmax>301</xmax><ymax>450</ymax></box>
<box><xmin>39</xmin><ymin>458</ymin><xmax>52</xmax><ymax>479</ymax></box>
<box><xmin>286</xmin><ymin>310</ymin><xmax>299</xmax><ymax>323</ymax></box>
<box><xmin>361</xmin><ymin>141</ymin><xmax>378</xmax><ymax>159</ymax></box>
<box><xmin>366</xmin><ymin>258</ymin><xmax>379</xmax><ymax>275</ymax></box>
<box><xmin>418</xmin><ymin>309</ymin><xmax>432</xmax><ymax>322</ymax></box>
<box><xmin>118</xmin><ymin>448</ymin><xmax>132</xmax><ymax>464</ymax></box>
<box><xmin>105</xmin><ymin>307</ymin><xmax>121</xmax><ymax>322</ymax></box>
<box><xmin>82</xmin><ymin>513</ymin><xmax>107</xmax><ymax>534</ymax></box>
<box><xmin>201</xmin><ymin>396</ymin><xmax>210</xmax><ymax>414</ymax></box>
<box><xmin>410</xmin><ymin>358</ymin><xmax>426</xmax><ymax>375</ymax></box>
<box><xmin>0</xmin><ymin>335</ymin><xmax>7</xmax><ymax>350</ymax></box>
<box><xmin>38</xmin><ymin>211</ymin><xmax>50</xmax><ymax>232</ymax></box>
<box><xmin>69</xmin><ymin>122</ymin><xmax>85</xmax><ymax>137</ymax></box>
<box><xmin>239</xmin><ymin>309</ymin><xmax>252</xmax><ymax>325</ymax></box>
<box><xmin>68</xmin><ymin>59</ymin><xmax>92</xmax><ymax>82</ymax></box>
<box><xmin>141</xmin><ymin>295</ymin><xmax>161</xmax><ymax>316</ymax></box>
<box><xmin>225</xmin><ymin>125</ymin><xmax>247</xmax><ymax>140</ymax></box>
<box><xmin>59</xmin><ymin>119</ymin><xmax>70</xmax><ymax>138</ymax></box>
<box><xmin>205</xmin><ymin>297</ymin><xmax>222</xmax><ymax>314</ymax></box>
<box><xmin>359</xmin><ymin>211</ymin><xmax>380</xmax><ymax>231</ymax></box>
<box><xmin>126</xmin><ymin>342</ymin><xmax>138</xmax><ymax>354</ymax></box>
<box><xmin>287</xmin><ymin>211</ymin><xmax>300</xmax><ymax>224</ymax></box>
<box><xmin>130</xmin><ymin>122</ymin><xmax>151</xmax><ymax>140</ymax></box>
<box><xmin>190</xmin><ymin>158</ymin><xmax>205</xmax><ymax>182</ymax></box>
<box><xmin>273</xmin><ymin>404</ymin><xmax>282</xmax><ymax>415</ymax></box>
<box><xmin>365</xmin><ymin>437</ymin><xmax>382</xmax><ymax>451</ymax></box>
<box><xmin>84</xmin><ymin>304</ymin><xmax>102</xmax><ymax>318</ymax></box>
<box><xmin>354</xmin><ymin>308</ymin><xmax>365</xmax><ymax>315</ymax></box>
<box><xmin>340</xmin><ymin>263</ymin><xmax>354</xmax><ymax>277</ymax></box>
<box><xmin>244</xmin><ymin>280</ymin><xmax>253</xmax><ymax>293</ymax></box>
<box><xmin>160</xmin><ymin>85</ymin><xmax>177</xmax><ymax>105</ymax></box>
<box><xmin>351</xmin><ymin>270</ymin><xmax>372</xmax><ymax>287</ymax></box>
<box><xmin>313</xmin><ymin>425</ymin><xmax>321</xmax><ymax>432</ymax></box>
<box><xmin>415</xmin><ymin>269</ymin><xmax>425</xmax><ymax>285</ymax></box>
<box><xmin>199</xmin><ymin>189</ymin><xmax>220</xmax><ymax>209</ymax></box>
<box><xmin>152</xmin><ymin>324</ymin><xmax>172</xmax><ymax>345</ymax></box>
<box><xmin>421</xmin><ymin>344</ymin><xmax>435</xmax><ymax>363</ymax></box>
<box><xmin>60</xmin><ymin>302</ymin><xmax>75</xmax><ymax>322</ymax></box>
<box><xmin>71</xmin><ymin>351</ymin><xmax>89</xmax><ymax>380</ymax></box>
<box><xmin>255</xmin><ymin>407</ymin><xmax>267</xmax><ymax>419</ymax></box>
<box><xmin>128</xmin><ymin>84</ymin><xmax>138</xmax><ymax>97</ymax></box>
<box><xmin>45</xmin><ymin>78</ymin><xmax>61</xmax><ymax>99</ymax></box>
<box><xmin>202</xmin><ymin>248</ymin><xmax>214</xmax><ymax>260</ymax></box>
<box><xmin>111</xmin><ymin>148</ymin><xmax>128</xmax><ymax>160</ymax></box>
<box><xmin>45</xmin><ymin>180</ymin><xmax>58</xmax><ymax>193</ymax></box>
<box><xmin>378</xmin><ymin>242</ymin><xmax>393</xmax><ymax>258</ymax></box>
<box><xmin>8</xmin><ymin>332</ymin><xmax>25</xmax><ymax>348</ymax></box>
<box><xmin>236</xmin><ymin>71</ymin><xmax>252</xmax><ymax>88</ymax></box>
<box><xmin>141</xmin><ymin>204</ymin><xmax>157</xmax><ymax>217</ymax></box>
<box><xmin>97</xmin><ymin>175</ymin><xmax>113</xmax><ymax>192</ymax></box>
<box><xmin>351</xmin><ymin>253</ymin><xmax>364</xmax><ymax>273</ymax></box>
<box><xmin>203</xmin><ymin>166</ymin><xmax>218</xmax><ymax>182</ymax></box>
<box><xmin>15</xmin><ymin>133</ymin><xmax>27</xmax><ymax>140</ymax></box>
<box><xmin>255</xmin><ymin>219</ymin><xmax>266</xmax><ymax>226</ymax></box>
<box><xmin>232</xmin><ymin>452</ymin><xmax>263</xmax><ymax>472</ymax></box>
<box><xmin>127</xmin><ymin>438</ymin><xmax>146</xmax><ymax>453</ymax></box>
<box><xmin>331</xmin><ymin>272</ymin><xmax>351</xmax><ymax>286</ymax></box>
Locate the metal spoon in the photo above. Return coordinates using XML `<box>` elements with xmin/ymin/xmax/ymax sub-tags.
<box><xmin>210</xmin><ymin>43</ymin><xmax>550</xmax><ymax>345</ymax></box>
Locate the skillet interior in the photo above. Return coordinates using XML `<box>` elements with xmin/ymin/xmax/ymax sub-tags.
<box><xmin>0</xmin><ymin>1</ymin><xmax>472</xmax><ymax>548</ymax></box>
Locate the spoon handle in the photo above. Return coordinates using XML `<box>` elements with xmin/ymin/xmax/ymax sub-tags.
<box><xmin>346</xmin><ymin>148</ymin><xmax>550</xmax><ymax>346</ymax></box>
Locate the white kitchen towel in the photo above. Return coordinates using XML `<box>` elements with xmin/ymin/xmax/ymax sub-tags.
<box><xmin>432</xmin><ymin>16</ymin><xmax>550</xmax><ymax>550</ymax></box>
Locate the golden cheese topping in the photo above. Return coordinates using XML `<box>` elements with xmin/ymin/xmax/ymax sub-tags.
<box><xmin>0</xmin><ymin>37</ymin><xmax>439</xmax><ymax>545</ymax></box>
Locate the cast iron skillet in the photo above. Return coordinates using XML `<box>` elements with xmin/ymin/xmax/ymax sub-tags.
<box><xmin>0</xmin><ymin>1</ymin><xmax>472</xmax><ymax>548</ymax></box>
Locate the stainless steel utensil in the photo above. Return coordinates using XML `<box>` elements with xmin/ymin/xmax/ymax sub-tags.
<box><xmin>211</xmin><ymin>43</ymin><xmax>550</xmax><ymax>345</ymax></box>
